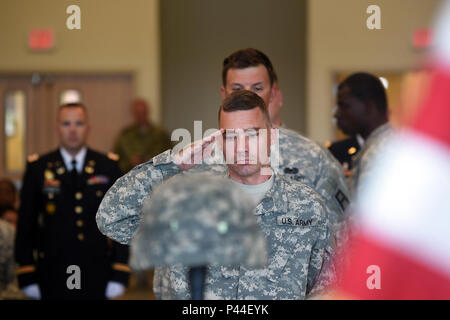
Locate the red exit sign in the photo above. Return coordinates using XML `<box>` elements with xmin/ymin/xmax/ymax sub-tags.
<box><xmin>29</xmin><ymin>29</ymin><xmax>55</xmax><ymax>51</ymax></box>
<box><xmin>412</xmin><ymin>28</ymin><xmax>434</xmax><ymax>49</ymax></box>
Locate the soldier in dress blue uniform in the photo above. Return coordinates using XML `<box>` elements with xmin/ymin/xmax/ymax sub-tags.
<box><xmin>14</xmin><ymin>103</ymin><xmax>130</xmax><ymax>300</ymax></box>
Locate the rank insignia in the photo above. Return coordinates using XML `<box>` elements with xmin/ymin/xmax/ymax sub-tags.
<box><xmin>107</xmin><ymin>152</ymin><xmax>119</xmax><ymax>161</ymax></box>
<box><xmin>27</xmin><ymin>154</ymin><xmax>39</xmax><ymax>163</ymax></box>
<box><xmin>348</xmin><ymin>147</ymin><xmax>357</xmax><ymax>155</ymax></box>
<box><xmin>335</xmin><ymin>190</ymin><xmax>349</xmax><ymax>211</ymax></box>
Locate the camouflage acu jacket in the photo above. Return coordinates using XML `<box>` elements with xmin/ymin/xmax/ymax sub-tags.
<box><xmin>96</xmin><ymin>150</ymin><xmax>335</xmax><ymax>299</ymax></box>
<box><xmin>350</xmin><ymin>123</ymin><xmax>395</xmax><ymax>195</ymax></box>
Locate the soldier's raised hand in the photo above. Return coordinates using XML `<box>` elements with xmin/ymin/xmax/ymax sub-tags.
<box><xmin>173</xmin><ymin>129</ymin><xmax>224</xmax><ymax>171</ymax></box>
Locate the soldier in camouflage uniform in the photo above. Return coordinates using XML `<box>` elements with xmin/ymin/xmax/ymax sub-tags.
<box><xmin>220</xmin><ymin>49</ymin><xmax>350</xmax><ymax>249</ymax></box>
<box><xmin>334</xmin><ymin>72</ymin><xmax>394</xmax><ymax>196</ymax></box>
<box><xmin>350</xmin><ymin>123</ymin><xmax>394</xmax><ymax>194</ymax></box>
<box><xmin>113</xmin><ymin>99</ymin><xmax>173</xmax><ymax>173</ymax></box>
<box><xmin>0</xmin><ymin>219</ymin><xmax>22</xmax><ymax>299</ymax></box>
<box><xmin>97</xmin><ymin>91</ymin><xmax>335</xmax><ymax>299</ymax></box>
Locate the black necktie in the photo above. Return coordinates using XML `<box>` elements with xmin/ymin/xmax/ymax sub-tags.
<box><xmin>71</xmin><ymin>159</ymin><xmax>78</xmax><ymax>186</ymax></box>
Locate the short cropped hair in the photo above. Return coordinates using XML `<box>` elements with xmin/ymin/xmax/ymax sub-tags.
<box><xmin>338</xmin><ymin>72</ymin><xmax>388</xmax><ymax>114</ymax></box>
<box><xmin>219</xmin><ymin>90</ymin><xmax>271</xmax><ymax>126</ymax></box>
<box><xmin>58</xmin><ymin>103</ymin><xmax>88</xmax><ymax>119</ymax></box>
<box><xmin>222</xmin><ymin>48</ymin><xmax>278</xmax><ymax>87</ymax></box>
<box><xmin>59</xmin><ymin>102</ymin><xmax>87</xmax><ymax>111</ymax></box>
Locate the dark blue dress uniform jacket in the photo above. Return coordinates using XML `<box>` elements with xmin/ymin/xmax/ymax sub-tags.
<box><xmin>15</xmin><ymin>148</ymin><xmax>130</xmax><ymax>299</ymax></box>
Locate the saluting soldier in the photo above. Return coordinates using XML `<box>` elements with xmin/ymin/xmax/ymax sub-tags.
<box><xmin>98</xmin><ymin>91</ymin><xmax>336</xmax><ymax>299</ymax></box>
<box><xmin>15</xmin><ymin>103</ymin><xmax>130</xmax><ymax>300</ymax></box>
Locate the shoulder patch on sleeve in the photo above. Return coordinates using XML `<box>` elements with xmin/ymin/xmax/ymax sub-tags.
<box><xmin>107</xmin><ymin>152</ymin><xmax>120</xmax><ymax>161</ymax></box>
<box><xmin>335</xmin><ymin>189</ymin><xmax>349</xmax><ymax>211</ymax></box>
<box><xmin>27</xmin><ymin>153</ymin><xmax>39</xmax><ymax>163</ymax></box>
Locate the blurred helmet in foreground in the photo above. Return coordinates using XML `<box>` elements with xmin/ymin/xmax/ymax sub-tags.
<box><xmin>130</xmin><ymin>174</ymin><xmax>267</xmax><ymax>270</ymax></box>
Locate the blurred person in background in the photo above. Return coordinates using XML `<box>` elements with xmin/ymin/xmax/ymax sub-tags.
<box><xmin>0</xmin><ymin>206</ymin><xmax>18</xmax><ymax>228</ymax></box>
<box><xmin>334</xmin><ymin>72</ymin><xmax>395</xmax><ymax>195</ymax></box>
<box><xmin>15</xmin><ymin>103</ymin><xmax>130</xmax><ymax>300</ymax></box>
<box><xmin>0</xmin><ymin>219</ymin><xmax>23</xmax><ymax>299</ymax></box>
<box><xmin>113</xmin><ymin>98</ymin><xmax>172</xmax><ymax>173</ymax></box>
<box><xmin>0</xmin><ymin>178</ymin><xmax>19</xmax><ymax>228</ymax></box>
<box><xmin>333</xmin><ymin>0</ymin><xmax>450</xmax><ymax>299</ymax></box>
<box><xmin>0</xmin><ymin>178</ymin><xmax>17</xmax><ymax>211</ymax></box>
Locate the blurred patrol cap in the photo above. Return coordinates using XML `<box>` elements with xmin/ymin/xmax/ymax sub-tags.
<box><xmin>130</xmin><ymin>174</ymin><xmax>267</xmax><ymax>270</ymax></box>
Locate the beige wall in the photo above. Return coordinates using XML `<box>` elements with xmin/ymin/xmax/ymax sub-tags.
<box><xmin>161</xmin><ymin>0</ymin><xmax>307</xmax><ymax>136</ymax></box>
<box><xmin>0</xmin><ymin>0</ymin><xmax>161</xmax><ymax>123</ymax></box>
<box><xmin>2</xmin><ymin>0</ymin><xmax>442</xmax><ymax>142</ymax></box>
<box><xmin>307</xmin><ymin>0</ymin><xmax>441</xmax><ymax>143</ymax></box>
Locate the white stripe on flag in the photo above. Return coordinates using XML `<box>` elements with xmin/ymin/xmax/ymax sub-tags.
<box><xmin>356</xmin><ymin>130</ymin><xmax>450</xmax><ymax>276</ymax></box>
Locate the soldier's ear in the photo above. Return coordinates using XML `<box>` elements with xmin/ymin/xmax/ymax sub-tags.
<box><xmin>220</xmin><ymin>86</ymin><xmax>227</xmax><ymax>100</ymax></box>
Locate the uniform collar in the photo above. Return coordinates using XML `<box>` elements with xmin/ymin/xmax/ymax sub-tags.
<box><xmin>222</xmin><ymin>168</ymin><xmax>286</xmax><ymax>216</ymax></box>
<box><xmin>255</xmin><ymin>173</ymin><xmax>288</xmax><ymax>216</ymax></box>
<box><xmin>59</xmin><ymin>146</ymin><xmax>87</xmax><ymax>173</ymax></box>
<box><xmin>365</xmin><ymin>123</ymin><xmax>392</xmax><ymax>146</ymax></box>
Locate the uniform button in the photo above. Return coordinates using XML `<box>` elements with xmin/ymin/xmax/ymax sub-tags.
<box><xmin>39</xmin><ymin>252</ymin><xmax>45</xmax><ymax>259</ymax></box>
<box><xmin>48</xmin><ymin>193</ymin><xmax>54</xmax><ymax>199</ymax></box>
<box><xmin>85</xmin><ymin>166</ymin><xmax>94</xmax><ymax>174</ymax></box>
<box><xmin>77</xmin><ymin>233</ymin><xmax>84</xmax><ymax>241</ymax></box>
<box><xmin>75</xmin><ymin>206</ymin><xmax>83</xmax><ymax>214</ymax></box>
<box><xmin>96</xmin><ymin>190</ymin><xmax>103</xmax><ymax>197</ymax></box>
<box><xmin>76</xmin><ymin>220</ymin><xmax>84</xmax><ymax>227</ymax></box>
<box><xmin>75</xmin><ymin>192</ymin><xmax>83</xmax><ymax>200</ymax></box>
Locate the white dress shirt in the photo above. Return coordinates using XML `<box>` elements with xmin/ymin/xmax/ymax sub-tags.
<box><xmin>59</xmin><ymin>147</ymin><xmax>87</xmax><ymax>173</ymax></box>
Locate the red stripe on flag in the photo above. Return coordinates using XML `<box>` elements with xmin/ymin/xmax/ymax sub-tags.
<box><xmin>411</xmin><ymin>68</ymin><xmax>450</xmax><ymax>148</ymax></box>
<box><xmin>337</xmin><ymin>232</ymin><xmax>450</xmax><ymax>300</ymax></box>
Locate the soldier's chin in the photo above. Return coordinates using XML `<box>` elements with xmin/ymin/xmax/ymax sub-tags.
<box><xmin>62</xmin><ymin>142</ymin><xmax>83</xmax><ymax>152</ymax></box>
<box><xmin>338</xmin><ymin>124</ymin><xmax>354</xmax><ymax>136</ymax></box>
<box><xmin>229</xmin><ymin>163</ymin><xmax>260</xmax><ymax>177</ymax></box>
